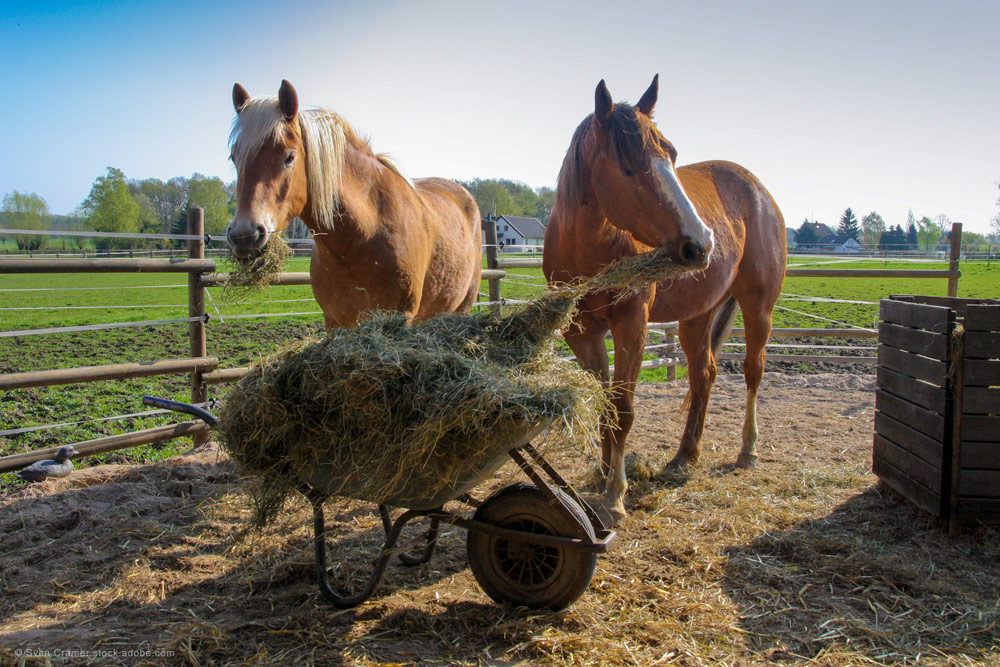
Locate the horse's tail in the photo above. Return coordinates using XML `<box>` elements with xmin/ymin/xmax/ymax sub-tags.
<box><xmin>681</xmin><ymin>296</ymin><xmax>739</xmax><ymax>410</ymax></box>
<box><xmin>711</xmin><ymin>295</ymin><xmax>740</xmax><ymax>361</ymax></box>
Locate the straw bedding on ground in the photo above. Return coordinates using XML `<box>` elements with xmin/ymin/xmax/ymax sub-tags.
<box><xmin>2</xmin><ymin>374</ymin><xmax>997</xmax><ymax>666</ymax></box>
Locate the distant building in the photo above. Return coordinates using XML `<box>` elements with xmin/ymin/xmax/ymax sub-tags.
<box><xmin>492</xmin><ymin>215</ymin><xmax>546</xmax><ymax>251</ymax></box>
<box><xmin>820</xmin><ymin>235</ymin><xmax>863</xmax><ymax>254</ymax></box>
<box><xmin>786</xmin><ymin>227</ymin><xmax>798</xmax><ymax>249</ymax></box>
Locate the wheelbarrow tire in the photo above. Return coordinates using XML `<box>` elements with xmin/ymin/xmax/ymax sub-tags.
<box><xmin>467</xmin><ymin>482</ymin><xmax>597</xmax><ymax>611</ymax></box>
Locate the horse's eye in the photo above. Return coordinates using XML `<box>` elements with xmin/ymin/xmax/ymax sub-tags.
<box><xmin>623</xmin><ymin>167</ymin><xmax>635</xmax><ymax>177</ymax></box>
<box><xmin>284</xmin><ymin>151</ymin><xmax>296</xmax><ymax>167</ymax></box>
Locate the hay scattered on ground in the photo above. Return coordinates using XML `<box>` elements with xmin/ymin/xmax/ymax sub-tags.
<box><xmin>220</xmin><ymin>235</ymin><xmax>292</xmax><ymax>300</ymax></box>
<box><xmin>217</xmin><ymin>248</ymin><xmax>692</xmax><ymax>527</ymax></box>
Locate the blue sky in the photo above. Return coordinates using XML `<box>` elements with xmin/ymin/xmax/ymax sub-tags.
<box><xmin>2</xmin><ymin>0</ymin><xmax>998</xmax><ymax>234</ymax></box>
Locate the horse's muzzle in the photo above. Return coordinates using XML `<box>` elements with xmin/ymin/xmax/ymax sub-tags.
<box><xmin>678</xmin><ymin>238</ymin><xmax>711</xmax><ymax>270</ymax></box>
<box><xmin>227</xmin><ymin>222</ymin><xmax>268</xmax><ymax>259</ymax></box>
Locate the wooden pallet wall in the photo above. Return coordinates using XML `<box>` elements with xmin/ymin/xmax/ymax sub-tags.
<box><xmin>873</xmin><ymin>299</ymin><xmax>955</xmax><ymax>518</ymax></box>
<box><xmin>953</xmin><ymin>305</ymin><xmax>1000</xmax><ymax>525</ymax></box>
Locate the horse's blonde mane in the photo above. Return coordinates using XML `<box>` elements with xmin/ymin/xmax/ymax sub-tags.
<box><xmin>230</xmin><ymin>97</ymin><xmax>408</xmax><ymax>230</ymax></box>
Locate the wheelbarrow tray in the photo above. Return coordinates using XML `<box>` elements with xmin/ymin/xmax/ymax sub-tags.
<box><xmin>303</xmin><ymin>422</ymin><xmax>548</xmax><ymax>510</ymax></box>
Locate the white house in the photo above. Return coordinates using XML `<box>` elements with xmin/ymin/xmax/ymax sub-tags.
<box><xmin>821</xmin><ymin>235</ymin><xmax>863</xmax><ymax>254</ymax></box>
<box><xmin>494</xmin><ymin>215</ymin><xmax>546</xmax><ymax>251</ymax></box>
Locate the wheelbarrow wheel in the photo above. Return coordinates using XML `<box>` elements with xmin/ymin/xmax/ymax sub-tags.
<box><xmin>467</xmin><ymin>482</ymin><xmax>597</xmax><ymax>611</ymax></box>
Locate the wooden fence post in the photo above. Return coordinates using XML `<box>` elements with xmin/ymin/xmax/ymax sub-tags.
<box><xmin>187</xmin><ymin>207</ymin><xmax>209</xmax><ymax>446</ymax></box>
<box><xmin>483</xmin><ymin>217</ymin><xmax>501</xmax><ymax>317</ymax></box>
<box><xmin>947</xmin><ymin>222</ymin><xmax>962</xmax><ymax>298</ymax></box>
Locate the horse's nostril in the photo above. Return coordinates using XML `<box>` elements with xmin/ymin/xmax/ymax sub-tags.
<box><xmin>681</xmin><ymin>240</ymin><xmax>703</xmax><ymax>264</ymax></box>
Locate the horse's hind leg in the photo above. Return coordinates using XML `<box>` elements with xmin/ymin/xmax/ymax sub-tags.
<box><xmin>667</xmin><ymin>310</ymin><xmax>717</xmax><ymax>469</ymax></box>
<box><xmin>735</xmin><ymin>302</ymin><xmax>773</xmax><ymax>468</ymax></box>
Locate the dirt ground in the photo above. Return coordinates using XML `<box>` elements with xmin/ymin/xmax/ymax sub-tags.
<box><xmin>1</xmin><ymin>372</ymin><xmax>997</xmax><ymax>666</ymax></box>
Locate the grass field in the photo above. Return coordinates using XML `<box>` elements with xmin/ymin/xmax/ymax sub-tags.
<box><xmin>1</xmin><ymin>255</ymin><xmax>997</xmax><ymax>485</ymax></box>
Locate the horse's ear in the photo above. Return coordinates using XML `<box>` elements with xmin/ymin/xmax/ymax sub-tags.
<box><xmin>233</xmin><ymin>83</ymin><xmax>250</xmax><ymax>114</ymax></box>
<box><xmin>595</xmin><ymin>79</ymin><xmax>613</xmax><ymax>126</ymax></box>
<box><xmin>636</xmin><ymin>74</ymin><xmax>658</xmax><ymax>116</ymax></box>
<box><xmin>278</xmin><ymin>80</ymin><xmax>298</xmax><ymax>121</ymax></box>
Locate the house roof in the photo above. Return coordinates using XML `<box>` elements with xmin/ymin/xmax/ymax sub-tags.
<box><xmin>497</xmin><ymin>215</ymin><xmax>546</xmax><ymax>239</ymax></box>
<box><xmin>821</xmin><ymin>235</ymin><xmax>862</xmax><ymax>245</ymax></box>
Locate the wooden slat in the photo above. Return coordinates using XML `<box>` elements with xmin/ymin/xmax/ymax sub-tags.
<box><xmin>953</xmin><ymin>498</ymin><xmax>1000</xmax><ymax>524</ymax></box>
<box><xmin>963</xmin><ymin>386</ymin><xmax>1000</xmax><ymax>416</ymax></box>
<box><xmin>0</xmin><ymin>357</ymin><xmax>219</xmax><ymax>391</ymax></box>
<box><xmin>874</xmin><ymin>411</ymin><xmax>944</xmax><ymax>467</ymax></box>
<box><xmin>788</xmin><ymin>268</ymin><xmax>959</xmax><ymax>279</ymax></box>
<box><xmin>878</xmin><ymin>344</ymin><xmax>947</xmax><ymax>386</ymax></box>
<box><xmin>878</xmin><ymin>323</ymin><xmax>950</xmax><ymax>360</ymax></box>
<box><xmin>0</xmin><ymin>421</ymin><xmax>211</xmax><ymax>473</ymax></box>
<box><xmin>873</xmin><ymin>455</ymin><xmax>944</xmax><ymax>517</ymax></box>
<box><xmin>964</xmin><ymin>305</ymin><xmax>1000</xmax><ymax>332</ymax></box>
<box><xmin>959</xmin><ymin>443</ymin><xmax>1000</xmax><ymax>471</ymax></box>
<box><xmin>964</xmin><ymin>359</ymin><xmax>1000</xmax><ymax>387</ymax></box>
<box><xmin>880</xmin><ymin>299</ymin><xmax>952</xmax><ymax>333</ymax></box>
<box><xmin>877</xmin><ymin>367</ymin><xmax>946</xmax><ymax>414</ymax></box>
<box><xmin>875</xmin><ymin>389</ymin><xmax>945</xmax><ymax>441</ymax></box>
<box><xmin>964</xmin><ymin>330</ymin><xmax>1000</xmax><ymax>360</ymax></box>
<box><xmin>202</xmin><ymin>367</ymin><xmax>249</xmax><ymax>385</ymax></box>
<box><xmin>891</xmin><ymin>295</ymin><xmax>996</xmax><ymax>311</ymax></box>
<box><xmin>962</xmin><ymin>415</ymin><xmax>1000</xmax><ymax>443</ymax></box>
<box><xmin>956</xmin><ymin>470</ymin><xmax>1000</xmax><ymax>498</ymax></box>
<box><xmin>874</xmin><ymin>435</ymin><xmax>943</xmax><ymax>494</ymax></box>
<box><xmin>0</xmin><ymin>258</ymin><xmax>216</xmax><ymax>274</ymax></box>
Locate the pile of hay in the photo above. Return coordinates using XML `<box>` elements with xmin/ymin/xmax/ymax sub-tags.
<box><xmin>218</xmin><ymin>248</ymin><xmax>693</xmax><ymax>526</ymax></box>
<box><xmin>220</xmin><ymin>235</ymin><xmax>292</xmax><ymax>300</ymax></box>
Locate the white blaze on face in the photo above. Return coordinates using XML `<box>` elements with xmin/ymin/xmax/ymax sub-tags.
<box><xmin>652</xmin><ymin>158</ymin><xmax>715</xmax><ymax>255</ymax></box>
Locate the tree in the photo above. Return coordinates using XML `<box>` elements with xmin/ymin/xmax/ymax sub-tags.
<box><xmin>880</xmin><ymin>224</ymin><xmax>906</xmax><ymax>251</ymax></box>
<box><xmin>905</xmin><ymin>209</ymin><xmax>918</xmax><ymax>249</ymax></box>
<box><xmin>186</xmin><ymin>173</ymin><xmax>231</xmax><ymax>237</ymax></box>
<box><xmin>1</xmin><ymin>190</ymin><xmax>50</xmax><ymax>251</ymax></box>
<box><xmin>82</xmin><ymin>167</ymin><xmax>140</xmax><ymax>249</ymax></box>
<box><xmin>916</xmin><ymin>216</ymin><xmax>941</xmax><ymax>251</ymax></box>
<box><xmin>795</xmin><ymin>219</ymin><xmax>819</xmax><ymax>246</ymax></box>
<box><xmin>837</xmin><ymin>208</ymin><xmax>859</xmax><ymax>239</ymax></box>
<box><xmin>130</xmin><ymin>177</ymin><xmax>189</xmax><ymax>237</ymax></box>
<box><xmin>990</xmin><ymin>186</ymin><xmax>1000</xmax><ymax>245</ymax></box>
<box><xmin>860</xmin><ymin>211</ymin><xmax>885</xmax><ymax>249</ymax></box>
<box><xmin>460</xmin><ymin>179</ymin><xmax>524</xmax><ymax>220</ymax></box>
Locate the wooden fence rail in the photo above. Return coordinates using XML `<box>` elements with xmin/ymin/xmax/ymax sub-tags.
<box><xmin>0</xmin><ymin>218</ymin><xmax>964</xmax><ymax>471</ymax></box>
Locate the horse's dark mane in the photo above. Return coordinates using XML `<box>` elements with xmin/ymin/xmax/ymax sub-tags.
<box><xmin>555</xmin><ymin>103</ymin><xmax>669</xmax><ymax>209</ymax></box>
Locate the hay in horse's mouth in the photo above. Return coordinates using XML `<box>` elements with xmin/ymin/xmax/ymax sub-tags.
<box><xmin>220</xmin><ymin>235</ymin><xmax>292</xmax><ymax>301</ymax></box>
<box><xmin>217</xmin><ymin>247</ymin><xmax>695</xmax><ymax>528</ymax></box>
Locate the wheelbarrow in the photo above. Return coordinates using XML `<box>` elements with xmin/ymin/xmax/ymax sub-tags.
<box><xmin>143</xmin><ymin>396</ymin><xmax>616</xmax><ymax>611</ymax></box>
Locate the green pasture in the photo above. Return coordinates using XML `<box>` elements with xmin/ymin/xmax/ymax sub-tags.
<box><xmin>1</xmin><ymin>255</ymin><xmax>997</xmax><ymax>483</ymax></box>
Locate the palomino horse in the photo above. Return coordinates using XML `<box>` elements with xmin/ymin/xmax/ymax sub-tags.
<box><xmin>226</xmin><ymin>80</ymin><xmax>482</xmax><ymax>327</ymax></box>
<box><xmin>543</xmin><ymin>75</ymin><xmax>786</xmax><ymax>525</ymax></box>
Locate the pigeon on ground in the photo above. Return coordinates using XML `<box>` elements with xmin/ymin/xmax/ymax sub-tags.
<box><xmin>14</xmin><ymin>446</ymin><xmax>78</xmax><ymax>481</ymax></box>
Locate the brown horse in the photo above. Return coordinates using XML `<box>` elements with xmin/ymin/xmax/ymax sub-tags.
<box><xmin>226</xmin><ymin>80</ymin><xmax>482</xmax><ymax>327</ymax></box>
<box><xmin>543</xmin><ymin>75</ymin><xmax>786</xmax><ymax>525</ymax></box>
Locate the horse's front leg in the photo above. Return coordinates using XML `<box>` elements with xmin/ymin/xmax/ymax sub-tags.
<box><xmin>603</xmin><ymin>300</ymin><xmax>650</xmax><ymax>526</ymax></box>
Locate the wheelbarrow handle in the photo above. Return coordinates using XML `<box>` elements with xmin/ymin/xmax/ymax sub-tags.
<box><xmin>142</xmin><ymin>396</ymin><xmax>219</xmax><ymax>427</ymax></box>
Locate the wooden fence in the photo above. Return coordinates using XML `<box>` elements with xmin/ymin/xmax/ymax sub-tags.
<box><xmin>0</xmin><ymin>215</ymin><xmax>964</xmax><ymax>472</ymax></box>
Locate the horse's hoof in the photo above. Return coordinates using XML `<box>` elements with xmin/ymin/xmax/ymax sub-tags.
<box><xmin>735</xmin><ymin>453</ymin><xmax>758</xmax><ymax>469</ymax></box>
<box><xmin>601</xmin><ymin>503</ymin><xmax>627</xmax><ymax>528</ymax></box>
<box><xmin>665</xmin><ymin>453</ymin><xmax>696</xmax><ymax>470</ymax></box>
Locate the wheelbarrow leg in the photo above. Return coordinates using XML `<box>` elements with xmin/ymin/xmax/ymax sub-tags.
<box><xmin>379</xmin><ymin>503</ymin><xmax>440</xmax><ymax>566</ymax></box>
<box><xmin>310</xmin><ymin>494</ymin><xmax>429</xmax><ymax>608</ymax></box>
